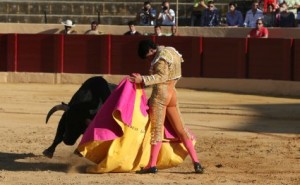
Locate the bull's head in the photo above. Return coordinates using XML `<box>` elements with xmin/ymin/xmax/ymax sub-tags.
<box><xmin>46</xmin><ymin>102</ymin><xmax>93</xmax><ymax>145</ymax></box>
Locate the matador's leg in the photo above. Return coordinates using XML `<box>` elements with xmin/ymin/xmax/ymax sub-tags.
<box><xmin>166</xmin><ymin>88</ymin><xmax>200</xmax><ymax>163</ymax></box>
<box><xmin>145</xmin><ymin>83</ymin><xmax>170</xmax><ymax>169</ymax></box>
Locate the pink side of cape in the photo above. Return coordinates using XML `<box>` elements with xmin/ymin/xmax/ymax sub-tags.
<box><xmin>80</xmin><ymin>78</ymin><xmax>147</xmax><ymax>144</ymax></box>
<box><xmin>79</xmin><ymin>78</ymin><xmax>179</xmax><ymax>145</ymax></box>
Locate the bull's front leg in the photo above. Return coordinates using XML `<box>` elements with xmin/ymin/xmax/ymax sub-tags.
<box><xmin>43</xmin><ymin>116</ymin><xmax>66</xmax><ymax>158</ymax></box>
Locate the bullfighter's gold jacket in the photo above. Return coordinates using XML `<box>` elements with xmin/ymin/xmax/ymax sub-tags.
<box><xmin>142</xmin><ymin>46</ymin><xmax>184</xmax><ymax>86</ymax></box>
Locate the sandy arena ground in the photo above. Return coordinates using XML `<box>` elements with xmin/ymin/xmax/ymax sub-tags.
<box><xmin>0</xmin><ymin>82</ymin><xmax>299</xmax><ymax>185</ymax></box>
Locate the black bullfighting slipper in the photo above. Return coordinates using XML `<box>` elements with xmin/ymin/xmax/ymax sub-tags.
<box><xmin>136</xmin><ymin>166</ymin><xmax>158</xmax><ymax>174</ymax></box>
<box><xmin>73</xmin><ymin>149</ymin><xmax>83</xmax><ymax>157</ymax></box>
<box><xmin>194</xmin><ymin>162</ymin><xmax>204</xmax><ymax>174</ymax></box>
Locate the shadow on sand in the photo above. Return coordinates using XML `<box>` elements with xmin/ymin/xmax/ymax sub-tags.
<box><xmin>0</xmin><ymin>152</ymin><xmax>70</xmax><ymax>172</ymax></box>
<box><xmin>181</xmin><ymin>102</ymin><xmax>300</xmax><ymax>134</ymax></box>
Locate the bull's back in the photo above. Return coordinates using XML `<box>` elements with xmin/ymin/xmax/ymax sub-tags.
<box><xmin>68</xmin><ymin>76</ymin><xmax>111</xmax><ymax>107</ymax></box>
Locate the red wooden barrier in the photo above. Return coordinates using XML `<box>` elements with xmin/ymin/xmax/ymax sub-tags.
<box><xmin>248</xmin><ymin>38</ymin><xmax>292</xmax><ymax>80</ymax></box>
<box><xmin>0</xmin><ymin>34</ymin><xmax>7</xmax><ymax>71</ymax></box>
<box><xmin>0</xmin><ymin>34</ymin><xmax>297</xmax><ymax>82</ymax></box>
<box><xmin>202</xmin><ymin>37</ymin><xmax>247</xmax><ymax>78</ymax></box>
<box><xmin>16</xmin><ymin>34</ymin><xmax>61</xmax><ymax>72</ymax></box>
<box><xmin>6</xmin><ymin>34</ymin><xmax>18</xmax><ymax>72</ymax></box>
<box><xmin>110</xmin><ymin>35</ymin><xmax>151</xmax><ymax>75</ymax></box>
<box><xmin>293</xmin><ymin>39</ymin><xmax>300</xmax><ymax>81</ymax></box>
<box><xmin>63</xmin><ymin>35</ymin><xmax>109</xmax><ymax>74</ymax></box>
<box><xmin>156</xmin><ymin>36</ymin><xmax>202</xmax><ymax>77</ymax></box>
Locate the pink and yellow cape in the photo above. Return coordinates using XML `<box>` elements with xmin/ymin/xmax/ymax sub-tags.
<box><xmin>77</xmin><ymin>78</ymin><xmax>193</xmax><ymax>173</ymax></box>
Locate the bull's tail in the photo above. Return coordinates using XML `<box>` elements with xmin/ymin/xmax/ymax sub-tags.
<box><xmin>45</xmin><ymin>102</ymin><xmax>69</xmax><ymax>124</ymax></box>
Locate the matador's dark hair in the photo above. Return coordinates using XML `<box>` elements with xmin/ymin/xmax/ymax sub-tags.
<box><xmin>138</xmin><ymin>39</ymin><xmax>157</xmax><ymax>59</ymax></box>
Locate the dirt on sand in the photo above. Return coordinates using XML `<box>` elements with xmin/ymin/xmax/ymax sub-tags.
<box><xmin>0</xmin><ymin>83</ymin><xmax>299</xmax><ymax>185</ymax></box>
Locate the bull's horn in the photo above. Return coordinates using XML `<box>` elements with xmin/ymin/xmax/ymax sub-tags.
<box><xmin>45</xmin><ymin>104</ymin><xmax>69</xmax><ymax>124</ymax></box>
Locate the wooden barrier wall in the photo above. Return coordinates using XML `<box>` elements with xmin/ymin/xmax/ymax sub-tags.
<box><xmin>156</xmin><ymin>36</ymin><xmax>202</xmax><ymax>77</ymax></box>
<box><xmin>202</xmin><ymin>37</ymin><xmax>247</xmax><ymax>78</ymax></box>
<box><xmin>294</xmin><ymin>39</ymin><xmax>300</xmax><ymax>81</ymax></box>
<box><xmin>0</xmin><ymin>34</ymin><xmax>299</xmax><ymax>81</ymax></box>
<box><xmin>0</xmin><ymin>34</ymin><xmax>7</xmax><ymax>71</ymax></box>
<box><xmin>17</xmin><ymin>34</ymin><xmax>59</xmax><ymax>73</ymax></box>
<box><xmin>110</xmin><ymin>35</ymin><xmax>152</xmax><ymax>75</ymax></box>
<box><xmin>248</xmin><ymin>38</ymin><xmax>292</xmax><ymax>80</ymax></box>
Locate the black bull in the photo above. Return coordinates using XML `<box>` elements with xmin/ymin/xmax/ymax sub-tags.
<box><xmin>43</xmin><ymin>76</ymin><xmax>116</xmax><ymax>158</ymax></box>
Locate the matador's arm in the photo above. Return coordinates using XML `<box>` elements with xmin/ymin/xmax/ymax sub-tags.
<box><xmin>142</xmin><ymin>59</ymin><xmax>169</xmax><ymax>86</ymax></box>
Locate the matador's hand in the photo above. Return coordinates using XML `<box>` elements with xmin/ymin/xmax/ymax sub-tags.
<box><xmin>128</xmin><ymin>73</ymin><xmax>143</xmax><ymax>83</ymax></box>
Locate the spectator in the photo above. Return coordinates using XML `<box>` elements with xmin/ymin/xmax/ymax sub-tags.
<box><xmin>258</xmin><ymin>0</ymin><xmax>265</xmax><ymax>11</ymax></box>
<box><xmin>298</xmin><ymin>5</ymin><xmax>300</xmax><ymax>27</ymax></box>
<box><xmin>154</xmin><ymin>25</ymin><xmax>164</xmax><ymax>36</ymax></box>
<box><xmin>226</xmin><ymin>2</ymin><xmax>244</xmax><ymax>27</ymax></box>
<box><xmin>191</xmin><ymin>0</ymin><xmax>208</xmax><ymax>26</ymax></box>
<box><xmin>136</xmin><ymin>1</ymin><xmax>156</xmax><ymax>26</ymax></box>
<box><xmin>263</xmin><ymin>3</ymin><xmax>277</xmax><ymax>27</ymax></box>
<box><xmin>85</xmin><ymin>21</ymin><xmax>103</xmax><ymax>35</ymax></box>
<box><xmin>276</xmin><ymin>2</ymin><xmax>296</xmax><ymax>27</ymax></box>
<box><xmin>157</xmin><ymin>1</ymin><xmax>175</xmax><ymax>26</ymax></box>
<box><xmin>201</xmin><ymin>1</ymin><xmax>220</xmax><ymax>27</ymax></box>
<box><xmin>171</xmin><ymin>25</ymin><xmax>179</xmax><ymax>36</ymax></box>
<box><xmin>60</xmin><ymin>19</ymin><xmax>77</xmax><ymax>35</ymax></box>
<box><xmin>263</xmin><ymin>0</ymin><xmax>279</xmax><ymax>12</ymax></box>
<box><xmin>165</xmin><ymin>25</ymin><xmax>179</xmax><ymax>36</ymax></box>
<box><xmin>248</xmin><ymin>18</ymin><xmax>269</xmax><ymax>38</ymax></box>
<box><xmin>283</xmin><ymin>0</ymin><xmax>298</xmax><ymax>14</ymax></box>
<box><xmin>293</xmin><ymin>3</ymin><xmax>300</xmax><ymax>26</ymax></box>
<box><xmin>124</xmin><ymin>21</ymin><xmax>142</xmax><ymax>35</ymax></box>
<box><xmin>244</xmin><ymin>0</ymin><xmax>264</xmax><ymax>28</ymax></box>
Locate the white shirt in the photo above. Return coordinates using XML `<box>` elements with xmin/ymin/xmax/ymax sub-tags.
<box><xmin>160</xmin><ymin>9</ymin><xmax>175</xmax><ymax>26</ymax></box>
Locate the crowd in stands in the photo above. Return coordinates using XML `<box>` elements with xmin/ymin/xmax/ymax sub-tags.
<box><xmin>195</xmin><ymin>0</ymin><xmax>299</xmax><ymax>28</ymax></box>
<box><xmin>134</xmin><ymin>0</ymin><xmax>299</xmax><ymax>28</ymax></box>
<box><xmin>60</xmin><ymin>0</ymin><xmax>300</xmax><ymax>38</ymax></box>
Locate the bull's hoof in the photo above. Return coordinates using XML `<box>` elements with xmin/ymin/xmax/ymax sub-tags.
<box><xmin>43</xmin><ymin>149</ymin><xmax>54</xmax><ymax>158</ymax></box>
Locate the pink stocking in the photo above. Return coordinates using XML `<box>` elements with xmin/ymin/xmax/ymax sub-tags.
<box><xmin>166</xmin><ymin>106</ymin><xmax>200</xmax><ymax>164</ymax></box>
<box><xmin>146</xmin><ymin>142</ymin><xmax>162</xmax><ymax>168</ymax></box>
<box><xmin>183</xmin><ymin>138</ymin><xmax>199</xmax><ymax>163</ymax></box>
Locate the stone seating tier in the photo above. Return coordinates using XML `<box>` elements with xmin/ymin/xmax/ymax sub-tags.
<box><xmin>0</xmin><ymin>0</ymin><xmax>234</xmax><ymax>25</ymax></box>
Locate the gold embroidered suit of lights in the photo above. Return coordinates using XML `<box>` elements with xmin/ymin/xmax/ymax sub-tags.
<box><xmin>142</xmin><ymin>46</ymin><xmax>190</xmax><ymax>144</ymax></box>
